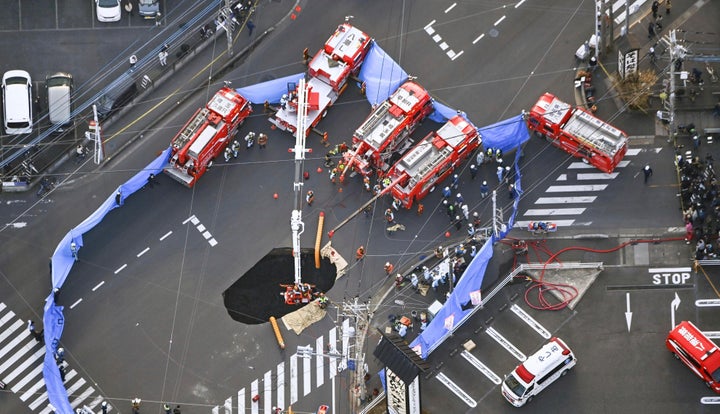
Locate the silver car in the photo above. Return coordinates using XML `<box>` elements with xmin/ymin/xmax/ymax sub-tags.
<box><xmin>138</xmin><ymin>0</ymin><xmax>160</xmax><ymax>18</ymax></box>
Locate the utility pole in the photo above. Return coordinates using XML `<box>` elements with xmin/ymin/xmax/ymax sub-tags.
<box><xmin>340</xmin><ymin>297</ymin><xmax>371</xmax><ymax>413</ymax></box>
<box><xmin>223</xmin><ymin>0</ymin><xmax>234</xmax><ymax>56</ymax></box>
<box><xmin>662</xmin><ymin>30</ymin><xmax>686</xmax><ymax>145</ymax></box>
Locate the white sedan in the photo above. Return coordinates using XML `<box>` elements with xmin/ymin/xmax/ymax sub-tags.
<box><xmin>95</xmin><ymin>0</ymin><xmax>121</xmax><ymax>22</ymax></box>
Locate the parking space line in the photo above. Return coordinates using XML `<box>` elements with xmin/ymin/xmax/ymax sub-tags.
<box><xmin>486</xmin><ymin>327</ymin><xmax>526</xmax><ymax>361</ymax></box>
<box><xmin>435</xmin><ymin>373</ymin><xmax>477</xmax><ymax>407</ymax></box>
<box><xmin>510</xmin><ymin>304</ymin><xmax>551</xmax><ymax>339</ymax></box>
<box><xmin>460</xmin><ymin>350</ymin><xmax>501</xmax><ymax>384</ymax></box>
<box><xmin>55</xmin><ymin>0</ymin><xmax>59</xmax><ymax>29</ymax></box>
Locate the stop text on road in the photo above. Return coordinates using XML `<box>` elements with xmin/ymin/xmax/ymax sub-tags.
<box><xmin>649</xmin><ymin>267</ymin><xmax>692</xmax><ymax>285</ymax></box>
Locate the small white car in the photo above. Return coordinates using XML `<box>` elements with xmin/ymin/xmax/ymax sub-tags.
<box><xmin>2</xmin><ymin>70</ymin><xmax>33</xmax><ymax>135</ymax></box>
<box><xmin>96</xmin><ymin>0</ymin><xmax>121</xmax><ymax>22</ymax></box>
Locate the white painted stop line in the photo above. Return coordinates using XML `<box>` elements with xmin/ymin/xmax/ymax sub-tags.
<box><xmin>524</xmin><ymin>208</ymin><xmax>586</xmax><ymax>216</ymax></box>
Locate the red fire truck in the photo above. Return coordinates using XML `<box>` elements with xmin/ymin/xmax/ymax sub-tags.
<box><xmin>385</xmin><ymin>115</ymin><xmax>481</xmax><ymax>209</ymax></box>
<box><xmin>341</xmin><ymin>80</ymin><xmax>434</xmax><ymax>177</ymax></box>
<box><xmin>526</xmin><ymin>93</ymin><xmax>628</xmax><ymax>173</ymax></box>
<box><xmin>269</xmin><ymin>23</ymin><xmax>372</xmax><ymax>137</ymax></box>
<box><xmin>164</xmin><ymin>86</ymin><xmax>252</xmax><ymax>187</ymax></box>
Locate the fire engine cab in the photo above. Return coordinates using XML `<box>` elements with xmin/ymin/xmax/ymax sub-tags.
<box><xmin>342</xmin><ymin>80</ymin><xmax>433</xmax><ymax>177</ymax></box>
<box><xmin>526</xmin><ymin>92</ymin><xmax>628</xmax><ymax>173</ymax></box>
<box><xmin>385</xmin><ymin>115</ymin><xmax>480</xmax><ymax>209</ymax></box>
<box><xmin>164</xmin><ymin>86</ymin><xmax>251</xmax><ymax>187</ymax></box>
<box><xmin>666</xmin><ymin>320</ymin><xmax>720</xmax><ymax>393</ymax></box>
<box><xmin>269</xmin><ymin>23</ymin><xmax>372</xmax><ymax>137</ymax></box>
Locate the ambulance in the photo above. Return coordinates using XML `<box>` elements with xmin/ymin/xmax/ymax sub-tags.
<box><xmin>666</xmin><ymin>321</ymin><xmax>720</xmax><ymax>393</ymax></box>
<box><xmin>501</xmin><ymin>337</ymin><xmax>576</xmax><ymax>407</ymax></box>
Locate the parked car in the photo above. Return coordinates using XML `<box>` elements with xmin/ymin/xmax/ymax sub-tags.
<box><xmin>45</xmin><ymin>72</ymin><xmax>74</xmax><ymax>131</ymax></box>
<box><xmin>138</xmin><ymin>0</ymin><xmax>160</xmax><ymax>18</ymax></box>
<box><xmin>95</xmin><ymin>0</ymin><xmax>121</xmax><ymax>22</ymax></box>
<box><xmin>2</xmin><ymin>70</ymin><xmax>33</xmax><ymax>135</ymax></box>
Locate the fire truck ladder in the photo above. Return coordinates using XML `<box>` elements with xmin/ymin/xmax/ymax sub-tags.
<box><xmin>174</xmin><ymin>108</ymin><xmax>209</xmax><ymax>149</ymax></box>
<box><xmin>290</xmin><ymin>78</ymin><xmax>312</xmax><ymax>288</ymax></box>
<box><xmin>355</xmin><ymin>101</ymin><xmax>391</xmax><ymax>140</ymax></box>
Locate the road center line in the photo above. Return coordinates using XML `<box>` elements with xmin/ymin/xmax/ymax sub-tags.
<box><xmin>494</xmin><ymin>15</ymin><xmax>506</xmax><ymax>26</ymax></box>
<box><xmin>159</xmin><ymin>231</ymin><xmax>173</xmax><ymax>241</ymax></box>
<box><xmin>92</xmin><ymin>281</ymin><xmax>105</xmax><ymax>291</ymax></box>
<box><xmin>515</xmin><ymin>0</ymin><xmax>527</xmax><ymax>8</ymax></box>
<box><xmin>114</xmin><ymin>264</ymin><xmax>127</xmax><ymax>274</ymax></box>
<box><xmin>137</xmin><ymin>247</ymin><xmax>150</xmax><ymax>257</ymax></box>
<box><xmin>444</xmin><ymin>3</ymin><xmax>457</xmax><ymax>13</ymax></box>
<box><xmin>69</xmin><ymin>298</ymin><xmax>82</xmax><ymax>309</ymax></box>
<box><xmin>182</xmin><ymin>215</ymin><xmax>196</xmax><ymax>225</ymax></box>
<box><xmin>472</xmin><ymin>33</ymin><xmax>485</xmax><ymax>44</ymax></box>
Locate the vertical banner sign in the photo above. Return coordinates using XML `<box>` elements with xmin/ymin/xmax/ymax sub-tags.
<box><xmin>385</xmin><ymin>368</ymin><xmax>421</xmax><ymax>414</ymax></box>
<box><xmin>386</xmin><ymin>368</ymin><xmax>407</xmax><ymax>414</ymax></box>
<box><xmin>623</xmin><ymin>49</ymin><xmax>639</xmax><ymax>78</ymax></box>
<box><xmin>617</xmin><ymin>49</ymin><xmax>625</xmax><ymax>80</ymax></box>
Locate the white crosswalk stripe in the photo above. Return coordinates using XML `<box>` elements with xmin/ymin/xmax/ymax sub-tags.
<box><xmin>0</xmin><ymin>303</ymin><xmax>113</xmax><ymax>414</ymax></box>
<box><xmin>517</xmin><ymin>147</ymin><xmax>641</xmax><ymax>226</ymax></box>
<box><xmin>214</xmin><ymin>320</ymin><xmax>352</xmax><ymax>413</ymax></box>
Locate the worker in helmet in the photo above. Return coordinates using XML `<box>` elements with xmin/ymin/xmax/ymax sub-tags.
<box><xmin>280</xmin><ymin>94</ymin><xmax>288</xmax><ymax>110</ymax></box>
<box><xmin>231</xmin><ymin>140</ymin><xmax>241</xmax><ymax>157</ymax></box>
<box><xmin>224</xmin><ymin>146</ymin><xmax>233</xmax><ymax>162</ymax></box>
<box><xmin>384</xmin><ymin>262</ymin><xmax>394</xmax><ymax>275</ymax></box>
<box><xmin>451</xmin><ymin>174</ymin><xmax>459</xmax><ymax>190</ymax></box>
<box><xmin>306</xmin><ymin>190</ymin><xmax>315</xmax><ymax>206</ymax></box>
<box><xmin>442</xmin><ymin>186</ymin><xmax>451</xmax><ymax>199</ymax></box>
<box><xmin>495</xmin><ymin>148</ymin><xmax>503</xmax><ymax>163</ymax></box>
<box><xmin>245</xmin><ymin>131</ymin><xmax>256</xmax><ymax>148</ymax></box>
<box><xmin>356</xmin><ymin>246</ymin><xmax>366</xmax><ymax>261</ymax></box>
<box><xmin>363</xmin><ymin>176</ymin><xmax>371</xmax><ymax>192</ymax></box>
<box><xmin>317</xmin><ymin>292</ymin><xmax>329</xmax><ymax>309</ymax></box>
<box><xmin>480</xmin><ymin>181</ymin><xmax>489</xmax><ymax>198</ymax></box>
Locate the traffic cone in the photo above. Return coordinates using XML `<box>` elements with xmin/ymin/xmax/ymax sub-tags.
<box><xmin>445</xmin><ymin>231</ymin><xmax>451</xmax><ymax>238</ymax></box>
<box><xmin>317</xmin><ymin>167</ymin><xmax>323</xmax><ymax>173</ymax></box>
<box><xmin>338</xmin><ymin>187</ymin><xmax>343</xmax><ymax>193</ymax></box>
<box><xmin>273</xmin><ymin>193</ymin><xmax>279</xmax><ymax>199</ymax></box>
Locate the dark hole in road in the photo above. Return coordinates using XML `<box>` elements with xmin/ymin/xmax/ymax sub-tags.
<box><xmin>222</xmin><ymin>247</ymin><xmax>336</xmax><ymax>324</ymax></box>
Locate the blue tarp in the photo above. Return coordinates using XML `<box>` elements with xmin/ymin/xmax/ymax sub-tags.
<box><xmin>409</xmin><ymin>133</ymin><xmax>525</xmax><ymax>359</ymax></box>
<box><xmin>43</xmin><ymin>147</ymin><xmax>171</xmax><ymax>413</ymax></box>
<box><xmin>235</xmin><ymin>72</ymin><xmax>305</xmax><ymax>105</ymax></box>
<box><xmin>358</xmin><ymin>42</ymin><xmax>408</xmax><ymax>106</ymax></box>
<box><xmin>479</xmin><ymin>114</ymin><xmax>530</xmax><ymax>154</ymax></box>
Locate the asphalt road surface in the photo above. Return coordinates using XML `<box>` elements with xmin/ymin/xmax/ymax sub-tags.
<box><xmin>1</xmin><ymin>1</ymin><xmax>718</xmax><ymax>414</ymax></box>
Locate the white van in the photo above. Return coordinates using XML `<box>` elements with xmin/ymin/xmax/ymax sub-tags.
<box><xmin>2</xmin><ymin>70</ymin><xmax>33</xmax><ymax>135</ymax></box>
<box><xmin>46</xmin><ymin>72</ymin><xmax>74</xmax><ymax>130</ymax></box>
<box><xmin>501</xmin><ymin>337</ymin><xmax>576</xmax><ymax>407</ymax></box>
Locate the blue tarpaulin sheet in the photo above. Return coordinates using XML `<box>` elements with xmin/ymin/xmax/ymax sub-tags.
<box><xmin>409</xmin><ymin>140</ymin><xmax>525</xmax><ymax>359</ymax></box>
<box><xmin>235</xmin><ymin>72</ymin><xmax>305</xmax><ymax>105</ymax></box>
<box><xmin>358</xmin><ymin>42</ymin><xmax>408</xmax><ymax>105</ymax></box>
<box><xmin>479</xmin><ymin>114</ymin><xmax>531</xmax><ymax>153</ymax></box>
<box><xmin>43</xmin><ymin>147</ymin><xmax>171</xmax><ymax>413</ymax></box>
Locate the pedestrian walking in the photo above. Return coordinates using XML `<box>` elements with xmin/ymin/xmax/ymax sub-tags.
<box><xmin>451</xmin><ymin>174</ymin><xmax>459</xmax><ymax>190</ymax></box>
<box><xmin>454</xmin><ymin>215</ymin><xmax>462</xmax><ymax>230</ymax></box>
<box><xmin>70</xmin><ymin>241</ymin><xmax>78</xmax><ymax>261</ymax></box>
<box><xmin>100</xmin><ymin>401</ymin><xmax>108</xmax><ymax>414</ymax></box>
<box><xmin>497</xmin><ymin>165</ymin><xmax>504</xmax><ymax>183</ymax></box>
<box><xmin>258</xmin><ymin>133</ymin><xmax>268</xmax><ymax>149</ymax></box>
<box><xmin>158</xmin><ymin>50</ymin><xmax>168</xmax><ymax>66</ymax></box>
<box><xmin>55</xmin><ymin>347</ymin><xmax>65</xmax><ymax>365</ymax></box>
<box><xmin>115</xmin><ymin>190</ymin><xmax>122</xmax><ymax>206</ymax></box>
<box><xmin>480</xmin><ymin>180</ymin><xmax>489</xmax><ymax>198</ymax></box>
<box><xmin>655</xmin><ymin>15</ymin><xmax>663</xmax><ymax>31</ymax></box>
<box><xmin>446</xmin><ymin>202</ymin><xmax>455</xmax><ymax>221</ymax></box>
<box><xmin>129</xmin><ymin>55</ymin><xmax>137</xmax><ymax>71</ymax></box>
<box><xmin>329</xmin><ymin>168</ymin><xmax>337</xmax><ymax>183</ymax></box>
<box><xmin>461</xmin><ymin>204</ymin><xmax>469</xmax><ymax>221</ymax></box>
<box><xmin>685</xmin><ymin>220</ymin><xmax>693</xmax><ymax>244</ymax></box>
<box><xmin>28</xmin><ymin>320</ymin><xmax>43</xmax><ymax>342</ymax></box>
<box><xmin>455</xmin><ymin>192</ymin><xmax>464</xmax><ymax>206</ymax></box>
<box><xmin>155</xmin><ymin>12</ymin><xmax>162</xmax><ymax>26</ymax></box>
<box><xmin>666</xmin><ymin>0</ymin><xmax>671</xmax><ymax>14</ymax></box>
<box><xmin>476</xmin><ymin>151</ymin><xmax>485</xmax><ymax>166</ymax></box>
<box><xmin>651</xmin><ymin>0</ymin><xmax>659</xmax><ymax>19</ymax></box>
<box><xmin>693</xmin><ymin>134</ymin><xmax>700</xmax><ymax>150</ymax></box>
<box><xmin>642</xmin><ymin>165</ymin><xmax>653</xmax><ymax>184</ymax></box>
<box><xmin>355</xmin><ymin>246</ymin><xmax>365</xmax><ymax>261</ymax></box>
<box><xmin>247</xmin><ymin>20</ymin><xmax>255</xmax><ymax>36</ymax></box>
<box><xmin>467</xmin><ymin>223</ymin><xmax>475</xmax><ymax>237</ymax></box>
<box><xmin>713</xmin><ymin>101</ymin><xmax>720</xmax><ymax>118</ymax></box>
<box><xmin>164</xmin><ymin>403</ymin><xmax>172</xmax><ymax>413</ymax></box>
<box><xmin>58</xmin><ymin>364</ymin><xmax>66</xmax><ymax>382</ymax></box>
<box><xmin>391</xmin><ymin>198</ymin><xmax>400</xmax><ymax>211</ymax></box>
<box><xmin>495</xmin><ymin>148</ymin><xmax>503</xmax><ymax>164</ymax></box>
<box><xmin>423</xmin><ymin>266</ymin><xmax>432</xmax><ymax>283</ymax></box>
<box><xmin>509</xmin><ymin>183</ymin><xmax>517</xmax><ymax>199</ymax></box>
<box><xmin>469</xmin><ymin>164</ymin><xmax>477</xmax><ymax>179</ymax></box>
<box><xmin>131</xmin><ymin>398</ymin><xmax>141</xmax><ymax>413</ymax></box>
<box><xmin>306</xmin><ymin>190</ymin><xmax>314</xmax><ymax>206</ymax></box>
<box><xmin>648</xmin><ymin>21</ymin><xmax>656</xmax><ymax>38</ymax></box>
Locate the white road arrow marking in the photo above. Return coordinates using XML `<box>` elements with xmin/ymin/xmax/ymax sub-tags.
<box><xmin>625</xmin><ymin>292</ymin><xmax>632</xmax><ymax>332</ymax></box>
<box><xmin>671</xmin><ymin>292</ymin><xmax>681</xmax><ymax>329</ymax></box>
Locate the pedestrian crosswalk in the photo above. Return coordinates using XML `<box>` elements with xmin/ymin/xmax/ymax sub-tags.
<box><xmin>432</xmin><ymin>302</ymin><xmax>556</xmax><ymax>407</ymax></box>
<box><xmin>515</xmin><ymin>147</ymin><xmax>647</xmax><ymax>228</ymax></box>
<box><xmin>0</xmin><ymin>302</ymin><xmax>112</xmax><ymax>414</ymax></box>
<box><xmin>212</xmin><ymin>320</ymin><xmax>352</xmax><ymax>414</ymax></box>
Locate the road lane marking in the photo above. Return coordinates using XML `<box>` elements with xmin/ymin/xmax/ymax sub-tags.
<box><xmin>515</xmin><ymin>220</ymin><xmax>576</xmax><ymax>228</ymax></box>
<box><xmin>486</xmin><ymin>327</ymin><xmax>526</xmax><ymax>361</ymax></box>
<box><xmin>277</xmin><ymin>362</ymin><xmax>284</xmax><ymax>411</ymax></box>
<box><xmin>524</xmin><ymin>208</ymin><xmax>586</xmax><ymax>216</ymax></box>
<box><xmin>649</xmin><ymin>267</ymin><xmax>691</xmax><ymax>273</ymax></box>
<box><xmin>316</xmin><ymin>335</ymin><xmax>324</xmax><ymax>388</ymax></box>
<box><xmin>290</xmin><ymin>354</ymin><xmax>298</xmax><ymax>404</ymax></box>
<box><xmin>511</xmin><ymin>304</ymin><xmax>551</xmax><ymax>338</ymax></box>
<box><xmin>264</xmin><ymin>370</ymin><xmax>272</xmax><ymax>414</ymax></box>
<box><xmin>494</xmin><ymin>15</ymin><xmax>506</xmax><ymax>26</ymax></box>
<box><xmin>70</xmin><ymin>298</ymin><xmax>82</xmax><ymax>309</ymax></box>
<box><xmin>626</xmin><ymin>148</ymin><xmax>641</xmax><ymax>156</ymax></box>
<box><xmin>238</xmin><ymin>388</ymin><xmax>245</xmax><ymax>414</ymax></box>
<box><xmin>8</xmin><ymin>347</ymin><xmax>45</xmax><ymax>390</ymax></box>
<box><xmin>303</xmin><ymin>349</ymin><xmax>311</xmax><ymax>396</ymax></box>
<box><xmin>424</xmin><ymin>20</ymin><xmax>436</xmax><ymax>30</ymax></box>
<box><xmin>451</xmin><ymin>50</ymin><xmax>464</xmax><ymax>60</ymax></box>
<box><xmin>436</xmin><ymin>372</ymin><xmax>477</xmax><ymax>407</ymax></box>
<box><xmin>182</xmin><ymin>215</ymin><xmax>197</xmax><ymax>225</ymax></box>
<box><xmin>577</xmin><ymin>172</ymin><xmax>619</xmax><ymax>180</ymax></box>
<box><xmin>460</xmin><ymin>350</ymin><xmax>501</xmax><ymax>384</ymax></box>
<box><xmin>569</xmin><ymin>160</ymin><xmax>630</xmax><ymax>169</ymax></box>
<box><xmin>251</xmin><ymin>379</ymin><xmax>259</xmax><ymax>414</ymax></box>
<box><xmin>472</xmin><ymin>33</ymin><xmax>485</xmax><ymax>44</ymax></box>
<box><xmin>159</xmin><ymin>231</ymin><xmax>173</xmax><ymax>241</ymax></box>
<box><xmin>444</xmin><ymin>3</ymin><xmax>457</xmax><ymax>13</ymax></box>
<box><xmin>114</xmin><ymin>264</ymin><xmax>127</xmax><ymax>274</ymax></box>
<box><xmin>137</xmin><ymin>247</ymin><xmax>150</xmax><ymax>257</ymax></box>
<box><xmin>329</xmin><ymin>326</ymin><xmax>338</xmax><ymax>378</ymax></box>
<box><xmin>547</xmin><ymin>184</ymin><xmax>608</xmax><ymax>192</ymax></box>
<box><xmin>92</xmin><ymin>281</ymin><xmax>105</xmax><ymax>291</ymax></box>
<box><xmin>535</xmin><ymin>196</ymin><xmax>597</xmax><ymax>204</ymax></box>
<box><xmin>197</xmin><ymin>224</ymin><xmax>206</xmax><ymax>232</ymax></box>
<box><xmin>515</xmin><ymin>0</ymin><xmax>527</xmax><ymax>7</ymax></box>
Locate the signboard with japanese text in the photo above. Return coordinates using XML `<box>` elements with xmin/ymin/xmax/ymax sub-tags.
<box><xmin>385</xmin><ymin>367</ymin><xmax>421</xmax><ymax>414</ymax></box>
